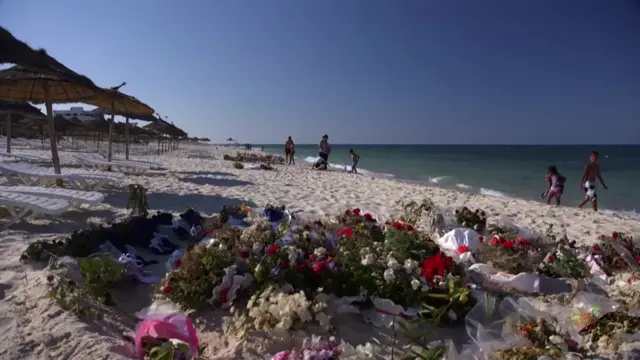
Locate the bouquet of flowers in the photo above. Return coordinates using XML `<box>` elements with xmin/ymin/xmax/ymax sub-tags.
<box><xmin>454</xmin><ymin>207</ymin><xmax>487</xmax><ymax>232</ymax></box>
<box><xmin>588</xmin><ymin>232</ymin><xmax>640</xmax><ymax>275</ymax></box>
<box><xmin>475</xmin><ymin>235</ymin><xmax>544</xmax><ymax>274</ymax></box>
<box><xmin>537</xmin><ymin>246</ymin><xmax>590</xmax><ymax>280</ymax></box>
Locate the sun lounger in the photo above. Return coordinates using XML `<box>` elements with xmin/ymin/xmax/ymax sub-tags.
<box><xmin>0</xmin><ymin>191</ymin><xmax>71</xmax><ymax>229</ymax></box>
<box><xmin>0</xmin><ymin>186</ymin><xmax>104</xmax><ymax>205</ymax></box>
<box><xmin>0</xmin><ymin>161</ymin><xmax>124</xmax><ymax>191</ymax></box>
<box><xmin>0</xmin><ymin>151</ymin><xmax>50</xmax><ymax>163</ymax></box>
<box><xmin>73</xmin><ymin>154</ymin><xmax>152</xmax><ymax>174</ymax></box>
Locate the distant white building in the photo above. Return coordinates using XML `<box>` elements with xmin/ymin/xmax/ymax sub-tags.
<box><xmin>53</xmin><ymin>107</ymin><xmax>100</xmax><ymax>122</ymax></box>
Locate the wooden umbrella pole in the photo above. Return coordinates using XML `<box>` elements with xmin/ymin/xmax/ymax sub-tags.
<box><xmin>5</xmin><ymin>113</ymin><xmax>11</xmax><ymax>153</ymax></box>
<box><xmin>107</xmin><ymin>101</ymin><xmax>115</xmax><ymax>162</ymax></box>
<box><xmin>44</xmin><ymin>82</ymin><xmax>62</xmax><ymax>176</ymax></box>
<box><xmin>125</xmin><ymin>117</ymin><xmax>130</xmax><ymax>160</ymax></box>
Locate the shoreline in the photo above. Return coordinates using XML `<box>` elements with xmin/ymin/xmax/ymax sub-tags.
<box><xmin>260</xmin><ymin>148</ymin><xmax>640</xmax><ymax>221</ymax></box>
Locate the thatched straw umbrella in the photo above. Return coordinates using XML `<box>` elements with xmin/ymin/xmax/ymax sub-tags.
<box><xmin>0</xmin><ymin>100</ymin><xmax>44</xmax><ymax>152</ymax></box>
<box><xmin>0</xmin><ymin>26</ymin><xmax>86</xmax><ymax>77</ymax></box>
<box><xmin>94</xmin><ymin>108</ymin><xmax>157</xmax><ymax>160</ymax></box>
<box><xmin>0</xmin><ymin>65</ymin><xmax>103</xmax><ymax>175</ymax></box>
<box><xmin>144</xmin><ymin>118</ymin><xmax>188</xmax><ymax>155</ymax></box>
<box><xmin>84</xmin><ymin>84</ymin><xmax>154</xmax><ymax>161</ymax></box>
<box><xmin>0</xmin><ymin>66</ymin><xmax>155</xmax><ymax>172</ymax></box>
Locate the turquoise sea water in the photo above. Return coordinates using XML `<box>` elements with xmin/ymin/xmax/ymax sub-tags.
<box><xmin>257</xmin><ymin>144</ymin><xmax>640</xmax><ymax>217</ymax></box>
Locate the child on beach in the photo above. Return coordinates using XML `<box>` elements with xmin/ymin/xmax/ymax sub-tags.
<box><xmin>541</xmin><ymin>165</ymin><xmax>565</xmax><ymax>205</ymax></box>
<box><xmin>578</xmin><ymin>151</ymin><xmax>608</xmax><ymax>211</ymax></box>
<box><xmin>349</xmin><ymin>149</ymin><xmax>360</xmax><ymax>174</ymax></box>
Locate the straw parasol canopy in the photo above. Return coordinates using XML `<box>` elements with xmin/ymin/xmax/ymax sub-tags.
<box><xmin>144</xmin><ymin>118</ymin><xmax>188</xmax><ymax>138</ymax></box>
<box><xmin>0</xmin><ymin>26</ymin><xmax>87</xmax><ymax>77</ymax></box>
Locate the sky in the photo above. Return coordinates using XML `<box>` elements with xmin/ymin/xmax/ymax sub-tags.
<box><xmin>1</xmin><ymin>0</ymin><xmax>639</xmax><ymax>145</ymax></box>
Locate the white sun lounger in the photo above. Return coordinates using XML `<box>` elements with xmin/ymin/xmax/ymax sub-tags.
<box><xmin>73</xmin><ymin>154</ymin><xmax>151</xmax><ymax>174</ymax></box>
<box><xmin>0</xmin><ymin>186</ymin><xmax>104</xmax><ymax>205</ymax></box>
<box><xmin>0</xmin><ymin>151</ymin><xmax>50</xmax><ymax>163</ymax></box>
<box><xmin>0</xmin><ymin>191</ymin><xmax>71</xmax><ymax>229</ymax></box>
<box><xmin>0</xmin><ymin>161</ymin><xmax>124</xmax><ymax>191</ymax></box>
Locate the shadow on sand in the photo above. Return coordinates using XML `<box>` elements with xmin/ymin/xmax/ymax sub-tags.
<box><xmin>104</xmin><ymin>190</ymin><xmax>245</xmax><ymax>214</ymax></box>
<box><xmin>176</xmin><ymin>170</ymin><xmax>236</xmax><ymax>177</ymax></box>
<box><xmin>177</xmin><ymin>176</ymin><xmax>253</xmax><ymax>188</ymax></box>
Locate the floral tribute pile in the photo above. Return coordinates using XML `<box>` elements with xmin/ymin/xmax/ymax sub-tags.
<box><xmin>585</xmin><ymin>232</ymin><xmax>640</xmax><ymax>275</ymax></box>
<box><xmin>473</xmin><ymin>233</ymin><xmax>545</xmax><ymax>275</ymax></box>
<box><xmin>158</xmin><ymin>200</ymin><xmax>473</xmax><ymax>357</ymax></box>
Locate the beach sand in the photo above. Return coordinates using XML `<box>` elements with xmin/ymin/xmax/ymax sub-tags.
<box><xmin>0</xmin><ymin>143</ymin><xmax>638</xmax><ymax>359</ymax></box>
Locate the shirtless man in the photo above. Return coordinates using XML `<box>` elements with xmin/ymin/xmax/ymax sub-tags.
<box><xmin>578</xmin><ymin>151</ymin><xmax>608</xmax><ymax>211</ymax></box>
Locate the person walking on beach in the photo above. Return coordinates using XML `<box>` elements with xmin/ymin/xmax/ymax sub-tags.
<box><xmin>578</xmin><ymin>151</ymin><xmax>608</xmax><ymax>211</ymax></box>
<box><xmin>313</xmin><ymin>134</ymin><xmax>331</xmax><ymax>168</ymax></box>
<box><xmin>349</xmin><ymin>149</ymin><xmax>360</xmax><ymax>174</ymax></box>
<box><xmin>541</xmin><ymin>165</ymin><xmax>565</xmax><ymax>206</ymax></box>
<box><xmin>284</xmin><ymin>136</ymin><xmax>295</xmax><ymax>165</ymax></box>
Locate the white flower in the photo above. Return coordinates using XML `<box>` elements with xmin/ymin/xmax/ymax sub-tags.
<box><xmin>359</xmin><ymin>247</ymin><xmax>371</xmax><ymax>256</ymax></box>
<box><xmin>421</xmin><ymin>285</ymin><xmax>429</xmax><ymax>292</ymax></box>
<box><xmin>361</xmin><ymin>254</ymin><xmax>375</xmax><ymax>266</ymax></box>
<box><xmin>254</xmin><ymin>263</ymin><xmax>263</xmax><ymax>274</ymax></box>
<box><xmin>387</xmin><ymin>258</ymin><xmax>401</xmax><ymax>270</ymax></box>
<box><xmin>383</xmin><ymin>268</ymin><xmax>396</xmax><ymax>283</ymax></box>
<box><xmin>410</xmin><ymin>278</ymin><xmax>420</xmax><ymax>290</ymax></box>
<box><xmin>403</xmin><ymin>259</ymin><xmax>418</xmax><ymax>273</ymax></box>
<box><xmin>313</xmin><ymin>247</ymin><xmax>327</xmax><ymax>257</ymax></box>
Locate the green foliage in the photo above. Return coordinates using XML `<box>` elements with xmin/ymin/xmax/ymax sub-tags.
<box><xmin>127</xmin><ymin>184</ymin><xmax>149</xmax><ymax>217</ymax></box>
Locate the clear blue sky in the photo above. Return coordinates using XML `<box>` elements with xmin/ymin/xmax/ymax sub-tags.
<box><xmin>2</xmin><ymin>0</ymin><xmax>639</xmax><ymax>144</ymax></box>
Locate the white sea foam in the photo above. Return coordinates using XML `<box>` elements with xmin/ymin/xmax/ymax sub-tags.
<box><xmin>480</xmin><ymin>188</ymin><xmax>507</xmax><ymax>198</ymax></box>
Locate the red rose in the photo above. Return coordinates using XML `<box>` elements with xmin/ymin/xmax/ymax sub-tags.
<box><xmin>612</xmin><ymin>232</ymin><xmax>619</xmax><ymax>239</ymax></box>
<box><xmin>266</xmin><ymin>243</ymin><xmax>279</xmax><ymax>255</ymax></box>
<box><xmin>162</xmin><ymin>285</ymin><xmax>172</xmax><ymax>294</ymax></box>
<box><xmin>406</xmin><ymin>224</ymin><xmax>415</xmax><ymax>231</ymax></box>
<box><xmin>363</xmin><ymin>213</ymin><xmax>375</xmax><ymax>222</ymax></box>
<box><xmin>635</xmin><ymin>256</ymin><xmax>640</xmax><ymax>265</ymax></box>
<box><xmin>353</xmin><ymin>208</ymin><xmax>361</xmax><ymax>216</ymax></box>
<box><xmin>173</xmin><ymin>258</ymin><xmax>181</xmax><ymax>268</ymax></box>
<box><xmin>547</xmin><ymin>254</ymin><xmax>556</xmax><ymax>263</ymax></box>
<box><xmin>336</xmin><ymin>227</ymin><xmax>354</xmax><ymax>239</ymax></box>
<box><xmin>593</xmin><ymin>244</ymin><xmax>601</xmax><ymax>252</ymax></box>
<box><xmin>384</xmin><ymin>220</ymin><xmax>391</xmax><ymax>225</ymax></box>
<box><xmin>457</xmin><ymin>245</ymin><xmax>470</xmax><ymax>255</ymax></box>
<box><xmin>239</xmin><ymin>251</ymin><xmax>250</xmax><ymax>259</ymax></box>
<box><xmin>502</xmin><ymin>240</ymin><xmax>514</xmax><ymax>249</ymax></box>
<box><xmin>313</xmin><ymin>261</ymin><xmax>326</xmax><ymax>273</ymax></box>
<box><xmin>478</xmin><ymin>236</ymin><xmax>484</xmax><ymax>243</ymax></box>
<box><xmin>278</xmin><ymin>261</ymin><xmax>289</xmax><ymax>270</ymax></box>
<box><xmin>490</xmin><ymin>236</ymin><xmax>500</xmax><ymax>246</ymax></box>
<box><xmin>421</xmin><ymin>252</ymin><xmax>452</xmax><ymax>281</ymax></box>
<box><xmin>392</xmin><ymin>221</ymin><xmax>403</xmax><ymax>230</ymax></box>
<box><xmin>345</xmin><ymin>209</ymin><xmax>352</xmax><ymax>216</ymax></box>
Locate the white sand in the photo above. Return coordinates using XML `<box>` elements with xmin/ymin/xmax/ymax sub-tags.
<box><xmin>0</xmin><ymin>143</ymin><xmax>638</xmax><ymax>359</ymax></box>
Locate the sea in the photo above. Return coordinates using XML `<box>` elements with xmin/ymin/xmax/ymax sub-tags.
<box><xmin>257</xmin><ymin>144</ymin><xmax>640</xmax><ymax>218</ymax></box>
